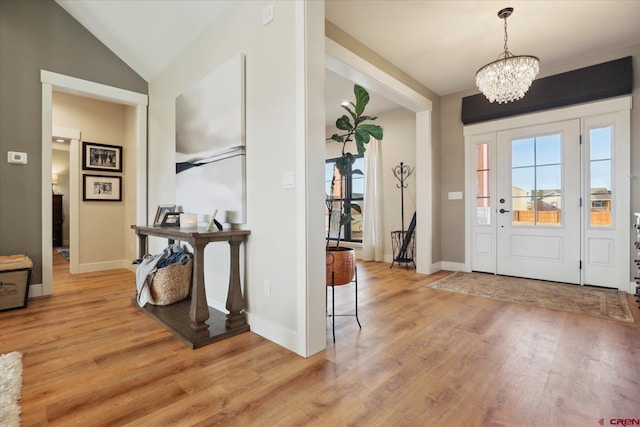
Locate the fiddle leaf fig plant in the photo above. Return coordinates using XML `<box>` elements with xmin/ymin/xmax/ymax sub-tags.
<box><xmin>326</xmin><ymin>84</ymin><xmax>383</xmax><ymax>248</ymax></box>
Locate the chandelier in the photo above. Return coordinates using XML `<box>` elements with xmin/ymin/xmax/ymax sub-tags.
<box><xmin>476</xmin><ymin>7</ymin><xmax>539</xmax><ymax>104</ymax></box>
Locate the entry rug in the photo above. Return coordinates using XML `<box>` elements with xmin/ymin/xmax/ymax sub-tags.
<box><xmin>429</xmin><ymin>272</ymin><xmax>634</xmax><ymax>323</ymax></box>
<box><xmin>0</xmin><ymin>351</ymin><xmax>23</xmax><ymax>427</ymax></box>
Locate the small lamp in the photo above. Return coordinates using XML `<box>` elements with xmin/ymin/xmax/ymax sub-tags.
<box><xmin>52</xmin><ymin>174</ymin><xmax>59</xmax><ymax>194</ymax></box>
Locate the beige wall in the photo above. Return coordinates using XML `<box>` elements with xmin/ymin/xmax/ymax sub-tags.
<box><xmin>52</xmin><ymin>92</ymin><xmax>135</xmax><ymax>268</ymax></box>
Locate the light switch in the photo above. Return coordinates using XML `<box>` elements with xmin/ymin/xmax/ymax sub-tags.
<box><xmin>282</xmin><ymin>172</ymin><xmax>294</xmax><ymax>189</ymax></box>
<box><xmin>448</xmin><ymin>191</ymin><xmax>463</xmax><ymax>200</ymax></box>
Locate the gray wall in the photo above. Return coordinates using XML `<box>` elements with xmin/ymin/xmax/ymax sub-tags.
<box><xmin>0</xmin><ymin>0</ymin><xmax>147</xmax><ymax>283</ymax></box>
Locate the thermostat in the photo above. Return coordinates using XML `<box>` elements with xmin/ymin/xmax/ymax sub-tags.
<box><xmin>8</xmin><ymin>151</ymin><xmax>27</xmax><ymax>164</ymax></box>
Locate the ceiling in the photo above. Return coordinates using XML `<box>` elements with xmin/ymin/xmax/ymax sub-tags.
<box><xmin>56</xmin><ymin>0</ymin><xmax>640</xmax><ymax>123</ymax></box>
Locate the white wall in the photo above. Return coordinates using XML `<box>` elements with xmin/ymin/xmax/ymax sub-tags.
<box><xmin>147</xmin><ymin>1</ymin><xmax>325</xmax><ymax>356</ymax></box>
<box><xmin>326</xmin><ymin>106</ymin><xmax>416</xmax><ymax>262</ymax></box>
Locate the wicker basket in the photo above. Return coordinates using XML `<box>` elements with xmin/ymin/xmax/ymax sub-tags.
<box><xmin>149</xmin><ymin>258</ymin><xmax>193</xmax><ymax>306</ymax></box>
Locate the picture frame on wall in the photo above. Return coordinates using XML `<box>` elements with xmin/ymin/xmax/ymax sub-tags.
<box><xmin>82</xmin><ymin>141</ymin><xmax>123</xmax><ymax>172</ymax></box>
<box><xmin>83</xmin><ymin>174</ymin><xmax>122</xmax><ymax>201</ymax></box>
<box><xmin>153</xmin><ymin>204</ymin><xmax>176</xmax><ymax>226</ymax></box>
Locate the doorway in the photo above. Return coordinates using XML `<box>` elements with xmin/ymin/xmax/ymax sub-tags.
<box><xmin>40</xmin><ymin>70</ymin><xmax>148</xmax><ymax>297</ymax></box>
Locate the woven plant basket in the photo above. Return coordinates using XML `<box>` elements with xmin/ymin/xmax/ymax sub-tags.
<box><xmin>149</xmin><ymin>258</ymin><xmax>193</xmax><ymax>305</ymax></box>
<box><xmin>326</xmin><ymin>247</ymin><xmax>355</xmax><ymax>286</ymax></box>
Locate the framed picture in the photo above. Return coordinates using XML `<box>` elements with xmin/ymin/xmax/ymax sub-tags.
<box><xmin>153</xmin><ymin>204</ymin><xmax>176</xmax><ymax>226</ymax></box>
<box><xmin>160</xmin><ymin>212</ymin><xmax>181</xmax><ymax>227</ymax></box>
<box><xmin>83</xmin><ymin>141</ymin><xmax>123</xmax><ymax>172</ymax></box>
<box><xmin>83</xmin><ymin>174</ymin><xmax>122</xmax><ymax>201</ymax></box>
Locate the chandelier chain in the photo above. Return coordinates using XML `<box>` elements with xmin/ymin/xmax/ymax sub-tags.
<box><xmin>503</xmin><ymin>16</ymin><xmax>509</xmax><ymax>54</ymax></box>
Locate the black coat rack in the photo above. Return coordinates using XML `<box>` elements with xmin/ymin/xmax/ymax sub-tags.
<box><xmin>390</xmin><ymin>162</ymin><xmax>416</xmax><ymax>269</ymax></box>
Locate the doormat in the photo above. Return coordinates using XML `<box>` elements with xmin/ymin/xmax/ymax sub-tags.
<box><xmin>428</xmin><ymin>272</ymin><xmax>634</xmax><ymax>323</ymax></box>
<box><xmin>55</xmin><ymin>247</ymin><xmax>69</xmax><ymax>262</ymax></box>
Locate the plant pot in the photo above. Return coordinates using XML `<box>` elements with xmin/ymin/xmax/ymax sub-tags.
<box><xmin>326</xmin><ymin>247</ymin><xmax>356</xmax><ymax>286</ymax></box>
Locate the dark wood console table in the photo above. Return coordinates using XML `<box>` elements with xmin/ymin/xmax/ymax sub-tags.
<box><xmin>131</xmin><ymin>225</ymin><xmax>250</xmax><ymax>349</ymax></box>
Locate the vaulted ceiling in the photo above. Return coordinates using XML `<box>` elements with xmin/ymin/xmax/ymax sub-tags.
<box><xmin>56</xmin><ymin>1</ymin><xmax>640</xmax><ymax>120</ymax></box>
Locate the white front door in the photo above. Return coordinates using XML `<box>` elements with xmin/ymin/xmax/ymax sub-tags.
<box><xmin>495</xmin><ymin>120</ymin><xmax>581</xmax><ymax>283</ymax></box>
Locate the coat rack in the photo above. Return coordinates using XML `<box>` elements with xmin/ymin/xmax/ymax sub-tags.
<box><xmin>390</xmin><ymin>162</ymin><xmax>416</xmax><ymax>269</ymax></box>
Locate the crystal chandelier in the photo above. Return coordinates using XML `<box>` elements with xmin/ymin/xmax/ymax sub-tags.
<box><xmin>476</xmin><ymin>7</ymin><xmax>539</xmax><ymax>104</ymax></box>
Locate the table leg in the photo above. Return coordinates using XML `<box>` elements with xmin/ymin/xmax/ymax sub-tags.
<box><xmin>225</xmin><ymin>237</ymin><xmax>246</xmax><ymax>329</ymax></box>
<box><xmin>189</xmin><ymin>241</ymin><xmax>210</xmax><ymax>337</ymax></box>
<box><xmin>136</xmin><ymin>231</ymin><xmax>147</xmax><ymax>259</ymax></box>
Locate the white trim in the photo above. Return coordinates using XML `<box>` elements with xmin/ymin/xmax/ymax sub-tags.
<box><xmin>41</xmin><ymin>70</ymin><xmax>147</xmax><ymax>106</ymax></box>
<box><xmin>41</xmin><ymin>83</ymin><xmax>53</xmax><ymax>297</ymax></box>
<box><xmin>325</xmin><ymin>38</ymin><xmax>432</xmax><ymax>112</ymax></box>
<box><xmin>41</xmin><ymin>70</ymin><xmax>148</xmax><ymax>296</ymax></box>
<box><xmin>441</xmin><ymin>261</ymin><xmax>467</xmax><ymax>272</ymax></box>
<box><xmin>325</xmin><ymin>38</ymin><xmax>434</xmax><ymax>275</ymax></box>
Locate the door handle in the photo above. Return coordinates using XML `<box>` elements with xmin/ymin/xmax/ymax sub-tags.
<box><xmin>499</xmin><ymin>208</ymin><xmax>510</xmax><ymax>213</ymax></box>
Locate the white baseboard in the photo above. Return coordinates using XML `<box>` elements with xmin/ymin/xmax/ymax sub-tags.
<box><xmin>75</xmin><ymin>259</ymin><xmax>132</xmax><ymax>274</ymax></box>
<box><xmin>440</xmin><ymin>261</ymin><xmax>468</xmax><ymax>272</ymax></box>
<box><xmin>28</xmin><ymin>283</ymin><xmax>43</xmax><ymax>298</ymax></box>
<box><xmin>626</xmin><ymin>281</ymin><xmax>637</xmax><ymax>295</ymax></box>
<box><xmin>245</xmin><ymin>311</ymin><xmax>299</xmax><ymax>355</ymax></box>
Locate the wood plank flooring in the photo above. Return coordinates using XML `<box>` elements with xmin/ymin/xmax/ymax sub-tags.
<box><xmin>1</xmin><ymin>251</ymin><xmax>638</xmax><ymax>426</ymax></box>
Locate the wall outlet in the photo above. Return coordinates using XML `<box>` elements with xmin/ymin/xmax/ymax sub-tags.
<box><xmin>262</xmin><ymin>3</ymin><xmax>274</xmax><ymax>26</ymax></box>
<box><xmin>264</xmin><ymin>280</ymin><xmax>271</xmax><ymax>297</ymax></box>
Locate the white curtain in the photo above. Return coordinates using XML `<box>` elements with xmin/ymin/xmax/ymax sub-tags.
<box><xmin>362</xmin><ymin>138</ymin><xmax>384</xmax><ymax>261</ymax></box>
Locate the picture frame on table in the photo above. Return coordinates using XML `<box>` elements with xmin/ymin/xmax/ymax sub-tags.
<box><xmin>153</xmin><ymin>205</ymin><xmax>176</xmax><ymax>226</ymax></box>
<box><xmin>83</xmin><ymin>141</ymin><xmax>123</xmax><ymax>173</ymax></box>
<box><xmin>83</xmin><ymin>174</ymin><xmax>122</xmax><ymax>201</ymax></box>
<box><xmin>159</xmin><ymin>212</ymin><xmax>181</xmax><ymax>227</ymax></box>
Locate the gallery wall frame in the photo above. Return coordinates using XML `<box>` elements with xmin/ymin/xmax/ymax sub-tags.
<box><xmin>83</xmin><ymin>141</ymin><xmax>123</xmax><ymax>172</ymax></box>
<box><xmin>83</xmin><ymin>174</ymin><xmax>122</xmax><ymax>201</ymax></box>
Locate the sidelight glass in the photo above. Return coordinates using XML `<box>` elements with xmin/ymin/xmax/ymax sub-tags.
<box><xmin>589</xmin><ymin>126</ymin><xmax>612</xmax><ymax>227</ymax></box>
<box><xmin>475</xmin><ymin>144</ymin><xmax>491</xmax><ymax>225</ymax></box>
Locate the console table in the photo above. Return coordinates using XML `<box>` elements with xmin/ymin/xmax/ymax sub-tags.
<box><xmin>131</xmin><ymin>225</ymin><xmax>250</xmax><ymax>349</ymax></box>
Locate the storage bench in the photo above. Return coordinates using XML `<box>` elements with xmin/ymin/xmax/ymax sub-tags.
<box><xmin>0</xmin><ymin>254</ymin><xmax>33</xmax><ymax>312</ymax></box>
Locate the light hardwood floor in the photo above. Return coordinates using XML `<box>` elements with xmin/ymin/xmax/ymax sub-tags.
<box><xmin>1</xmin><ymin>251</ymin><xmax>639</xmax><ymax>426</ymax></box>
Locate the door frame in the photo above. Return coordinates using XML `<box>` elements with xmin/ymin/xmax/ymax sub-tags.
<box><xmin>463</xmin><ymin>96</ymin><xmax>632</xmax><ymax>292</ymax></box>
<box><xmin>39</xmin><ymin>70</ymin><xmax>148</xmax><ymax>297</ymax></box>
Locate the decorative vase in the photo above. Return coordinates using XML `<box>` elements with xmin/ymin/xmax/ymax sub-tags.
<box><xmin>326</xmin><ymin>247</ymin><xmax>356</xmax><ymax>286</ymax></box>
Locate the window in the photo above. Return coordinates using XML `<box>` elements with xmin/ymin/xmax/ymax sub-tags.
<box><xmin>511</xmin><ymin>133</ymin><xmax>563</xmax><ymax>227</ymax></box>
<box><xmin>475</xmin><ymin>143</ymin><xmax>491</xmax><ymax>225</ymax></box>
<box><xmin>325</xmin><ymin>155</ymin><xmax>365</xmax><ymax>242</ymax></box>
<box><xmin>588</xmin><ymin>126</ymin><xmax>612</xmax><ymax>227</ymax></box>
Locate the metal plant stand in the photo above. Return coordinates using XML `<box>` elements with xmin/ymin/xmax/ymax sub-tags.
<box><xmin>390</xmin><ymin>162</ymin><xmax>416</xmax><ymax>269</ymax></box>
